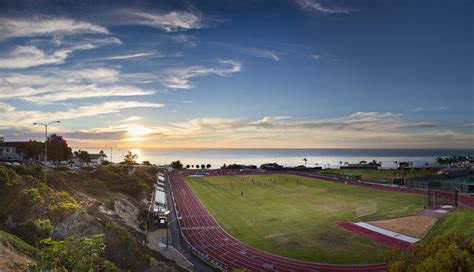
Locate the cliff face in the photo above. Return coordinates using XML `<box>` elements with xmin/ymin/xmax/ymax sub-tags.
<box><xmin>0</xmin><ymin>163</ymin><xmax>183</xmax><ymax>271</ymax></box>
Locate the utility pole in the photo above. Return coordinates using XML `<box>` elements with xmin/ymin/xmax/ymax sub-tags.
<box><xmin>33</xmin><ymin>121</ymin><xmax>60</xmax><ymax>166</ymax></box>
<box><xmin>107</xmin><ymin>145</ymin><xmax>117</xmax><ymax>163</ymax></box>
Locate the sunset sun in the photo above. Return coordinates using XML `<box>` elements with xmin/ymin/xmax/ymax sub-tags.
<box><xmin>127</xmin><ymin>126</ymin><xmax>152</xmax><ymax>137</ymax></box>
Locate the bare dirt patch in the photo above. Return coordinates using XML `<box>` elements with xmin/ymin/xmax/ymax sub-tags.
<box><xmin>0</xmin><ymin>242</ymin><xmax>33</xmax><ymax>271</ymax></box>
<box><xmin>368</xmin><ymin>216</ymin><xmax>437</xmax><ymax>239</ymax></box>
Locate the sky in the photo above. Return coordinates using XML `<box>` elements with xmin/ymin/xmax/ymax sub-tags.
<box><xmin>0</xmin><ymin>0</ymin><xmax>473</xmax><ymax>149</ymax></box>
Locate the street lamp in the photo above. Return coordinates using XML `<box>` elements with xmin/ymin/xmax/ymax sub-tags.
<box><xmin>166</xmin><ymin>213</ymin><xmax>182</xmax><ymax>248</ymax></box>
<box><xmin>33</xmin><ymin>121</ymin><xmax>60</xmax><ymax>166</ymax></box>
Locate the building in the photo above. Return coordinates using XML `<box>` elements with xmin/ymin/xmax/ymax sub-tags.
<box><xmin>150</xmin><ymin>180</ymin><xmax>168</xmax><ymax>228</ymax></box>
<box><xmin>89</xmin><ymin>153</ymin><xmax>107</xmax><ymax>166</ymax></box>
<box><xmin>0</xmin><ymin>143</ymin><xmax>22</xmax><ymax>161</ymax></box>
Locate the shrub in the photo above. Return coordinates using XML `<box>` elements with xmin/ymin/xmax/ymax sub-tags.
<box><xmin>104</xmin><ymin>224</ymin><xmax>150</xmax><ymax>271</ymax></box>
<box><xmin>35</xmin><ymin>234</ymin><xmax>116</xmax><ymax>271</ymax></box>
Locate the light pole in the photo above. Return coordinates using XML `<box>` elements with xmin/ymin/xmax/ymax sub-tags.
<box><xmin>164</xmin><ymin>211</ymin><xmax>182</xmax><ymax>248</ymax></box>
<box><xmin>33</xmin><ymin>121</ymin><xmax>60</xmax><ymax>166</ymax></box>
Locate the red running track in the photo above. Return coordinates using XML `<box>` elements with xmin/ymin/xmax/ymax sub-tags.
<box><xmin>168</xmin><ymin>172</ymin><xmax>387</xmax><ymax>272</ymax></box>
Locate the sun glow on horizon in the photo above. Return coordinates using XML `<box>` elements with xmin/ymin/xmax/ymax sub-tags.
<box><xmin>127</xmin><ymin>126</ymin><xmax>152</xmax><ymax>137</ymax></box>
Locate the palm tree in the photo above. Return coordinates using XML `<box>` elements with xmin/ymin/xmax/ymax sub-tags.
<box><xmin>303</xmin><ymin>158</ymin><xmax>308</xmax><ymax>167</ymax></box>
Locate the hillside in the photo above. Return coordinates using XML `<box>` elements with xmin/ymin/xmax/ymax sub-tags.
<box><xmin>0</xmin><ymin>162</ymin><xmax>183</xmax><ymax>271</ymax></box>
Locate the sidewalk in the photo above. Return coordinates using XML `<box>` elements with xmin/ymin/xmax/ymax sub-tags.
<box><xmin>146</xmin><ymin>228</ymin><xmax>194</xmax><ymax>271</ymax></box>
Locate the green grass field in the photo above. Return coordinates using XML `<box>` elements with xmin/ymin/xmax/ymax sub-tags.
<box><xmin>422</xmin><ymin>208</ymin><xmax>474</xmax><ymax>243</ymax></box>
<box><xmin>186</xmin><ymin>173</ymin><xmax>425</xmax><ymax>264</ymax></box>
<box><xmin>311</xmin><ymin>168</ymin><xmax>438</xmax><ymax>183</ymax></box>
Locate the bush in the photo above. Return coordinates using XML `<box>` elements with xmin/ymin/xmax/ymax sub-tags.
<box><xmin>104</xmin><ymin>224</ymin><xmax>150</xmax><ymax>271</ymax></box>
<box><xmin>46</xmin><ymin>191</ymin><xmax>82</xmax><ymax>221</ymax></box>
<box><xmin>35</xmin><ymin>234</ymin><xmax>116</xmax><ymax>271</ymax></box>
<box><xmin>17</xmin><ymin>218</ymin><xmax>53</xmax><ymax>248</ymax></box>
<box><xmin>386</xmin><ymin>233</ymin><xmax>474</xmax><ymax>271</ymax></box>
<box><xmin>11</xmin><ymin>164</ymin><xmax>46</xmax><ymax>183</ymax></box>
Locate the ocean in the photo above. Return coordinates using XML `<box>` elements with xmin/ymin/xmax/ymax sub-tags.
<box><xmin>82</xmin><ymin>148</ymin><xmax>474</xmax><ymax>169</ymax></box>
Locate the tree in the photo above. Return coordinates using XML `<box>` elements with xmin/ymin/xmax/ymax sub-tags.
<box><xmin>122</xmin><ymin>151</ymin><xmax>138</xmax><ymax>166</ymax></box>
<box><xmin>170</xmin><ymin>160</ymin><xmax>183</xmax><ymax>169</ymax></box>
<box><xmin>74</xmin><ymin>150</ymin><xmax>90</xmax><ymax>166</ymax></box>
<box><xmin>201</xmin><ymin>164</ymin><xmax>205</xmax><ymax>169</ymax></box>
<box><xmin>186</xmin><ymin>165</ymin><xmax>190</xmax><ymax>169</ymax></box>
<box><xmin>142</xmin><ymin>160</ymin><xmax>151</xmax><ymax>166</ymax></box>
<box><xmin>20</xmin><ymin>218</ymin><xmax>53</xmax><ymax>248</ymax></box>
<box><xmin>206</xmin><ymin>164</ymin><xmax>211</xmax><ymax>169</ymax></box>
<box><xmin>17</xmin><ymin>140</ymin><xmax>43</xmax><ymax>161</ymax></box>
<box><xmin>303</xmin><ymin>158</ymin><xmax>308</xmax><ymax>167</ymax></box>
<box><xmin>385</xmin><ymin>233</ymin><xmax>474</xmax><ymax>271</ymax></box>
<box><xmin>99</xmin><ymin>150</ymin><xmax>107</xmax><ymax>158</ymax></box>
<box><xmin>47</xmin><ymin>134</ymin><xmax>72</xmax><ymax>164</ymax></box>
<box><xmin>35</xmin><ymin>234</ymin><xmax>114</xmax><ymax>271</ymax></box>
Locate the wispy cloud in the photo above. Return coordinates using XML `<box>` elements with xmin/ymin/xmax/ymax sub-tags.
<box><xmin>0</xmin><ymin>44</ymin><xmax>96</xmax><ymax>69</ymax></box>
<box><xmin>0</xmin><ymin>17</ymin><xmax>109</xmax><ymax>40</ymax></box>
<box><xmin>162</xmin><ymin>60</ymin><xmax>242</xmax><ymax>89</ymax></box>
<box><xmin>409</xmin><ymin>106</ymin><xmax>447</xmax><ymax>113</ymax></box>
<box><xmin>119</xmin><ymin>116</ymin><xmax>144</xmax><ymax>122</ymax></box>
<box><xmin>116</xmin><ymin>10</ymin><xmax>203</xmax><ymax>32</ymax></box>
<box><xmin>0</xmin><ymin>100</ymin><xmax>163</xmax><ymax>129</ymax></box>
<box><xmin>213</xmin><ymin>42</ymin><xmax>280</xmax><ymax>61</ymax></box>
<box><xmin>238</xmin><ymin>47</ymin><xmax>280</xmax><ymax>61</ymax></box>
<box><xmin>0</xmin><ymin>35</ymin><xmax>121</xmax><ymax>69</ymax></box>
<box><xmin>100</xmin><ymin>52</ymin><xmax>156</xmax><ymax>60</ymax></box>
<box><xmin>0</xmin><ymin>67</ymin><xmax>157</xmax><ymax>103</ymax></box>
<box><xmin>296</xmin><ymin>0</ymin><xmax>354</xmax><ymax>14</ymax></box>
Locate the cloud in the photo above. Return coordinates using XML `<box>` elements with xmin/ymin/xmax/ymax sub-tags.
<box><xmin>409</xmin><ymin>106</ymin><xmax>447</xmax><ymax>113</ymax></box>
<box><xmin>212</xmin><ymin>42</ymin><xmax>280</xmax><ymax>61</ymax></box>
<box><xmin>162</xmin><ymin>60</ymin><xmax>242</xmax><ymax>89</ymax></box>
<box><xmin>21</xmin><ymin>85</ymin><xmax>155</xmax><ymax>103</ymax></box>
<box><xmin>100</xmin><ymin>52</ymin><xmax>156</xmax><ymax>60</ymax></box>
<box><xmin>117</xmin><ymin>10</ymin><xmax>203</xmax><ymax>32</ymax></box>
<box><xmin>0</xmin><ymin>17</ymin><xmax>109</xmax><ymax>40</ymax></box>
<box><xmin>238</xmin><ymin>47</ymin><xmax>280</xmax><ymax>61</ymax></box>
<box><xmin>296</xmin><ymin>0</ymin><xmax>354</xmax><ymax>14</ymax></box>
<box><xmin>0</xmin><ymin>44</ymin><xmax>94</xmax><ymax>69</ymax></box>
<box><xmin>459</xmin><ymin>122</ymin><xmax>474</xmax><ymax>127</ymax></box>
<box><xmin>0</xmin><ymin>67</ymin><xmax>159</xmax><ymax>103</ymax></box>
<box><xmin>1</xmin><ymin>101</ymin><xmax>163</xmax><ymax>129</ymax></box>
<box><xmin>311</xmin><ymin>54</ymin><xmax>320</xmax><ymax>60</ymax></box>
<box><xmin>119</xmin><ymin>116</ymin><xmax>144</xmax><ymax>122</ymax></box>
<box><xmin>0</xmin><ymin>102</ymin><xmax>15</xmax><ymax>113</ymax></box>
<box><xmin>171</xmin><ymin>34</ymin><xmax>199</xmax><ymax>47</ymax></box>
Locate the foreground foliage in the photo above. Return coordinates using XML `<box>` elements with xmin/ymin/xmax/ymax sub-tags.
<box><xmin>386</xmin><ymin>233</ymin><xmax>474</xmax><ymax>272</ymax></box>
<box><xmin>33</xmin><ymin>234</ymin><xmax>116</xmax><ymax>271</ymax></box>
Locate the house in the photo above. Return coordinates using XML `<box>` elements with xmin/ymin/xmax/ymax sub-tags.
<box><xmin>0</xmin><ymin>143</ymin><xmax>22</xmax><ymax>161</ymax></box>
<box><xmin>89</xmin><ymin>153</ymin><xmax>106</xmax><ymax>166</ymax></box>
